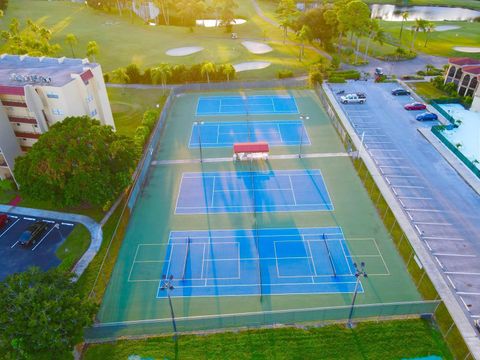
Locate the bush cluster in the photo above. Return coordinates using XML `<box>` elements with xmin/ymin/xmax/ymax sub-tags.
<box><xmin>134</xmin><ymin>109</ymin><xmax>160</xmax><ymax>148</ymax></box>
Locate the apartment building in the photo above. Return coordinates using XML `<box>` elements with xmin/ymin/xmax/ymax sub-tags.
<box><xmin>0</xmin><ymin>54</ymin><xmax>115</xmax><ymax>183</ymax></box>
<box><xmin>445</xmin><ymin>57</ymin><xmax>480</xmax><ymax>112</ymax></box>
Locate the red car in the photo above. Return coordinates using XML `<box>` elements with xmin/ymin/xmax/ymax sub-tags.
<box><xmin>0</xmin><ymin>214</ymin><xmax>8</xmax><ymax>229</ymax></box>
<box><xmin>404</xmin><ymin>102</ymin><xmax>427</xmax><ymax>111</ymax></box>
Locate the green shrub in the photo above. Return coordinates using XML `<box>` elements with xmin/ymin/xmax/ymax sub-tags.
<box><xmin>141</xmin><ymin>109</ymin><xmax>159</xmax><ymax>131</ymax></box>
<box><xmin>277</xmin><ymin>69</ymin><xmax>294</xmax><ymax>79</ymax></box>
<box><xmin>328</xmin><ymin>76</ymin><xmax>346</xmax><ymax>83</ymax></box>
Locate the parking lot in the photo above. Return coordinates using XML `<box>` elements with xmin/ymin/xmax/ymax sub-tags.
<box><xmin>0</xmin><ymin>213</ymin><xmax>75</xmax><ymax>280</ymax></box>
<box><xmin>330</xmin><ymin>81</ymin><xmax>480</xmax><ymax>322</ymax></box>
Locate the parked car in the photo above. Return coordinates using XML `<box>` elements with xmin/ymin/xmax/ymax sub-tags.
<box><xmin>0</xmin><ymin>213</ymin><xmax>8</xmax><ymax>229</ymax></box>
<box><xmin>356</xmin><ymin>92</ymin><xmax>367</xmax><ymax>99</ymax></box>
<box><xmin>375</xmin><ymin>67</ymin><xmax>384</xmax><ymax>75</ymax></box>
<box><xmin>416</xmin><ymin>112</ymin><xmax>438</xmax><ymax>121</ymax></box>
<box><xmin>404</xmin><ymin>102</ymin><xmax>427</xmax><ymax>111</ymax></box>
<box><xmin>391</xmin><ymin>88</ymin><xmax>411</xmax><ymax>96</ymax></box>
<box><xmin>18</xmin><ymin>221</ymin><xmax>49</xmax><ymax>247</ymax></box>
<box><xmin>340</xmin><ymin>94</ymin><xmax>366</xmax><ymax>104</ymax></box>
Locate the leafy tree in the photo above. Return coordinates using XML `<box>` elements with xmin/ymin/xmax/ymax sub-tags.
<box><xmin>86</xmin><ymin>40</ymin><xmax>99</xmax><ymax>62</ymax></box>
<box><xmin>110</xmin><ymin>67</ymin><xmax>130</xmax><ymax>84</ymax></box>
<box><xmin>125</xmin><ymin>63</ymin><xmax>142</xmax><ymax>83</ymax></box>
<box><xmin>423</xmin><ymin>21</ymin><xmax>435</xmax><ymax>47</ymax></box>
<box><xmin>0</xmin><ymin>0</ymin><xmax>7</xmax><ymax>11</ymax></box>
<box><xmin>363</xmin><ymin>19</ymin><xmax>385</xmax><ymax>61</ymax></box>
<box><xmin>399</xmin><ymin>11</ymin><xmax>409</xmax><ymax>42</ymax></box>
<box><xmin>14</xmin><ymin>116</ymin><xmax>138</xmax><ymax>207</ymax></box>
<box><xmin>221</xmin><ymin>63</ymin><xmax>235</xmax><ymax>81</ymax></box>
<box><xmin>0</xmin><ymin>18</ymin><xmax>60</xmax><ymax>56</ymax></box>
<box><xmin>64</xmin><ymin>33</ymin><xmax>78</xmax><ymax>57</ymax></box>
<box><xmin>218</xmin><ymin>0</ymin><xmax>238</xmax><ymax>32</ymax></box>
<box><xmin>176</xmin><ymin>0</ymin><xmax>206</xmax><ymax>30</ymax></box>
<box><xmin>155</xmin><ymin>0</ymin><xmax>174</xmax><ymax>25</ymax></box>
<box><xmin>410</xmin><ymin>18</ymin><xmax>427</xmax><ymax>50</ymax></box>
<box><xmin>0</xmin><ymin>267</ymin><xmax>97</xmax><ymax>359</ymax></box>
<box><xmin>201</xmin><ymin>62</ymin><xmax>216</xmax><ymax>83</ymax></box>
<box><xmin>296</xmin><ymin>24</ymin><xmax>310</xmax><ymax>61</ymax></box>
<box><xmin>276</xmin><ymin>0</ymin><xmax>298</xmax><ymax>44</ymax></box>
<box><xmin>151</xmin><ymin>63</ymin><xmax>172</xmax><ymax>93</ymax></box>
<box><xmin>297</xmin><ymin>6</ymin><xmax>337</xmax><ymax>50</ymax></box>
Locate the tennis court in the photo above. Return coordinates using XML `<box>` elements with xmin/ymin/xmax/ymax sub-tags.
<box><xmin>175</xmin><ymin>169</ymin><xmax>333</xmax><ymax>214</ymax></box>
<box><xmin>132</xmin><ymin>227</ymin><xmax>359</xmax><ymax>298</ymax></box>
<box><xmin>196</xmin><ymin>95</ymin><xmax>298</xmax><ymax>116</ymax></box>
<box><xmin>189</xmin><ymin>121</ymin><xmax>310</xmax><ymax>148</ymax></box>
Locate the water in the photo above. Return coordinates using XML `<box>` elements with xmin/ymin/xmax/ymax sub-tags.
<box><xmin>370</xmin><ymin>4</ymin><xmax>480</xmax><ymax>21</ymax></box>
<box><xmin>196</xmin><ymin>19</ymin><xmax>247</xmax><ymax>27</ymax></box>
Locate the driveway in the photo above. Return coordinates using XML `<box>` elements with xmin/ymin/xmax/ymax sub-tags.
<box><xmin>329</xmin><ymin>81</ymin><xmax>480</xmax><ymax>323</ymax></box>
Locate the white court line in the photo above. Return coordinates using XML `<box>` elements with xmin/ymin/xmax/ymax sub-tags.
<box><xmin>127</xmin><ymin>245</ymin><xmax>142</xmax><ymax>282</ymax></box>
<box><xmin>288</xmin><ymin>175</ymin><xmax>297</xmax><ymax>206</ymax></box>
<box><xmin>0</xmin><ymin>217</ymin><xmax>20</xmax><ymax>238</ymax></box>
<box><xmin>459</xmin><ymin>296</ymin><xmax>471</xmax><ymax>312</ymax></box>
<box><xmin>446</xmin><ymin>275</ymin><xmax>457</xmax><ymax>290</ymax></box>
<box><xmin>433</xmin><ymin>253</ymin><xmax>476</xmax><ymax>258</ymax></box>
<box><xmin>31</xmin><ymin>225</ymin><xmax>56</xmax><ymax>251</ymax></box>
<box><xmin>414</xmin><ymin>222</ymin><xmax>452</xmax><ymax>226</ymax></box>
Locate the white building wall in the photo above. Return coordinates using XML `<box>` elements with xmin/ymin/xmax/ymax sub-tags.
<box><xmin>0</xmin><ymin>106</ymin><xmax>21</xmax><ymax>182</ymax></box>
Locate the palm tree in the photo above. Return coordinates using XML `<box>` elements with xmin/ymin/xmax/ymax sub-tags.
<box><xmin>64</xmin><ymin>33</ymin><xmax>78</xmax><ymax>57</ymax></box>
<box><xmin>364</xmin><ymin>19</ymin><xmax>385</xmax><ymax>62</ymax></box>
<box><xmin>110</xmin><ymin>68</ymin><xmax>130</xmax><ymax>88</ymax></box>
<box><xmin>201</xmin><ymin>62</ymin><xmax>216</xmax><ymax>83</ymax></box>
<box><xmin>399</xmin><ymin>11</ymin><xmax>409</xmax><ymax>43</ymax></box>
<box><xmin>423</xmin><ymin>21</ymin><xmax>435</xmax><ymax>47</ymax></box>
<box><xmin>410</xmin><ymin>19</ymin><xmax>426</xmax><ymax>51</ymax></box>
<box><xmin>86</xmin><ymin>41</ymin><xmax>99</xmax><ymax>62</ymax></box>
<box><xmin>221</xmin><ymin>64</ymin><xmax>235</xmax><ymax>82</ymax></box>
<box><xmin>296</xmin><ymin>25</ymin><xmax>310</xmax><ymax>61</ymax></box>
<box><xmin>151</xmin><ymin>64</ymin><xmax>172</xmax><ymax>94</ymax></box>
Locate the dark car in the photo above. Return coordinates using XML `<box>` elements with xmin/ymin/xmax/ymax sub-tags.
<box><xmin>416</xmin><ymin>112</ymin><xmax>438</xmax><ymax>121</ymax></box>
<box><xmin>391</xmin><ymin>88</ymin><xmax>411</xmax><ymax>96</ymax></box>
<box><xmin>404</xmin><ymin>102</ymin><xmax>427</xmax><ymax>111</ymax></box>
<box><xmin>18</xmin><ymin>221</ymin><xmax>48</xmax><ymax>247</ymax></box>
<box><xmin>0</xmin><ymin>213</ymin><xmax>8</xmax><ymax>229</ymax></box>
<box><xmin>356</xmin><ymin>92</ymin><xmax>367</xmax><ymax>99</ymax></box>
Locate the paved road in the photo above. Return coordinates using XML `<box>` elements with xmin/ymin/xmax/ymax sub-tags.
<box><xmin>329</xmin><ymin>81</ymin><xmax>480</xmax><ymax>324</ymax></box>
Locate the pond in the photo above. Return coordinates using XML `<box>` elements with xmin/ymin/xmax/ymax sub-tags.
<box><xmin>370</xmin><ymin>4</ymin><xmax>480</xmax><ymax>21</ymax></box>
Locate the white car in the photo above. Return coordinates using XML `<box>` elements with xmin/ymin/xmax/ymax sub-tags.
<box><xmin>340</xmin><ymin>94</ymin><xmax>366</xmax><ymax>104</ymax></box>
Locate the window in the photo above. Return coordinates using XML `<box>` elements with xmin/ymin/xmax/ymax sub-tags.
<box><xmin>46</xmin><ymin>92</ymin><xmax>59</xmax><ymax>99</ymax></box>
<box><xmin>90</xmin><ymin>109</ymin><xmax>97</xmax><ymax>117</ymax></box>
<box><xmin>52</xmin><ymin>108</ymin><xmax>64</xmax><ymax>116</ymax></box>
<box><xmin>86</xmin><ymin>95</ymin><xmax>94</xmax><ymax>102</ymax></box>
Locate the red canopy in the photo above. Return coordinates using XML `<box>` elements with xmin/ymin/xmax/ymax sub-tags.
<box><xmin>233</xmin><ymin>142</ymin><xmax>269</xmax><ymax>154</ymax></box>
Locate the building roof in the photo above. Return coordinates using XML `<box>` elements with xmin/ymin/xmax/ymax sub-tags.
<box><xmin>233</xmin><ymin>142</ymin><xmax>269</xmax><ymax>153</ymax></box>
<box><xmin>462</xmin><ymin>66</ymin><xmax>480</xmax><ymax>76</ymax></box>
<box><xmin>449</xmin><ymin>57</ymin><xmax>480</xmax><ymax>66</ymax></box>
<box><xmin>0</xmin><ymin>54</ymin><xmax>99</xmax><ymax>88</ymax></box>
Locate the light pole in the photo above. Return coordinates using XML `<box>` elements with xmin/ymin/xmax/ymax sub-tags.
<box><xmin>347</xmin><ymin>262</ymin><xmax>367</xmax><ymax>328</ymax></box>
<box><xmin>193</xmin><ymin>121</ymin><xmax>204</xmax><ymax>163</ymax></box>
<box><xmin>299</xmin><ymin>113</ymin><xmax>310</xmax><ymax>158</ymax></box>
<box><xmin>160</xmin><ymin>274</ymin><xmax>178</xmax><ymax>339</ymax></box>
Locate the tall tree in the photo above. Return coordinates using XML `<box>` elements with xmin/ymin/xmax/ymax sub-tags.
<box><xmin>363</xmin><ymin>19</ymin><xmax>385</xmax><ymax>61</ymax></box>
<box><xmin>276</xmin><ymin>0</ymin><xmax>298</xmax><ymax>44</ymax></box>
<box><xmin>155</xmin><ymin>0</ymin><xmax>174</xmax><ymax>25</ymax></box>
<box><xmin>151</xmin><ymin>63</ymin><xmax>172</xmax><ymax>94</ymax></box>
<box><xmin>221</xmin><ymin>63</ymin><xmax>235</xmax><ymax>81</ymax></box>
<box><xmin>399</xmin><ymin>11</ymin><xmax>409</xmax><ymax>42</ymax></box>
<box><xmin>86</xmin><ymin>40</ymin><xmax>99</xmax><ymax>62</ymax></box>
<box><xmin>110</xmin><ymin>67</ymin><xmax>130</xmax><ymax>84</ymax></box>
<box><xmin>14</xmin><ymin>116</ymin><xmax>138</xmax><ymax>207</ymax></box>
<box><xmin>176</xmin><ymin>0</ymin><xmax>206</xmax><ymax>30</ymax></box>
<box><xmin>423</xmin><ymin>21</ymin><xmax>435</xmax><ymax>47</ymax></box>
<box><xmin>410</xmin><ymin>18</ymin><xmax>426</xmax><ymax>50</ymax></box>
<box><xmin>201</xmin><ymin>62</ymin><xmax>216</xmax><ymax>83</ymax></box>
<box><xmin>64</xmin><ymin>33</ymin><xmax>78</xmax><ymax>57</ymax></box>
<box><xmin>0</xmin><ymin>267</ymin><xmax>97</xmax><ymax>359</ymax></box>
<box><xmin>296</xmin><ymin>24</ymin><xmax>310</xmax><ymax>61</ymax></box>
<box><xmin>219</xmin><ymin>0</ymin><xmax>238</xmax><ymax>32</ymax></box>
<box><xmin>0</xmin><ymin>0</ymin><xmax>8</xmax><ymax>11</ymax></box>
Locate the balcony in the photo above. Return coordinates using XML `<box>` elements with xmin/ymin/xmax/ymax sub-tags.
<box><xmin>2</xmin><ymin>100</ymin><xmax>27</xmax><ymax>108</ymax></box>
<box><xmin>14</xmin><ymin>131</ymin><xmax>40</xmax><ymax>139</ymax></box>
<box><xmin>8</xmin><ymin>116</ymin><xmax>37</xmax><ymax>125</ymax></box>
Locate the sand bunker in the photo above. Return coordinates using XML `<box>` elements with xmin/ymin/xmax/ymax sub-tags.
<box><xmin>196</xmin><ymin>19</ymin><xmax>247</xmax><ymax>27</ymax></box>
<box><xmin>166</xmin><ymin>46</ymin><xmax>204</xmax><ymax>56</ymax></box>
<box><xmin>234</xmin><ymin>61</ymin><xmax>271</xmax><ymax>72</ymax></box>
<box><xmin>453</xmin><ymin>46</ymin><xmax>480</xmax><ymax>53</ymax></box>
<box><xmin>407</xmin><ymin>25</ymin><xmax>460</xmax><ymax>32</ymax></box>
<box><xmin>242</xmin><ymin>41</ymin><xmax>273</xmax><ymax>54</ymax></box>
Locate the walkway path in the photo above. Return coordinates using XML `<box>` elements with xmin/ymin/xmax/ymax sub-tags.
<box><xmin>0</xmin><ymin>204</ymin><xmax>102</xmax><ymax>278</ymax></box>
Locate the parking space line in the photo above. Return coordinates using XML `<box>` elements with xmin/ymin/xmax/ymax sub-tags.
<box><xmin>459</xmin><ymin>297</ymin><xmax>471</xmax><ymax>313</ymax></box>
<box><xmin>405</xmin><ymin>209</ymin><xmax>445</xmax><ymax>213</ymax></box>
<box><xmin>399</xmin><ymin>198</ymin><xmax>406</xmax><ymax>208</ymax></box>
<box><xmin>424</xmin><ymin>240</ymin><xmax>432</xmax><ymax>251</ymax></box>
<box><xmin>10</xmin><ymin>241</ymin><xmax>19</xmax><ymax>248</ymax></box>
<box><xmin>31</xmin><ymin>225</ymin><xmax>57</xmax><ymax>251</ymax></box>
<box><xmin>424</xmin><ymin>236</ymin><xmax>464</xmax><ymax>241</ymax></box>
<box><xmin>0</xmin><ymin>218</ymin><xmax>21</xmax><ymax>238</ymax></box>
<box><xmin>447</xmin><ymin>275</ymin><xmax>457</xmax><ymax>290</ymax></box>
<box><xmin>407</xmin><ymin>212</ymin><xmax>414</xmax><ymax>221</ymax></box>
<box><xmin>23</xmin><ymin>217</ymin><xmax>36</xmax><ymax>221</ymax></box>
<box><xmin>398</xmin><ymin>196</ymin><xmax>432</xmax><ymax>200</ymax></box>
<box><xmin>43</xmin><ymin>219</ymin><xmax>55</xmax><ymax>224</ymax></box>
<box><xmin>379</xmin><ymin>165</ymin><xmax>411</xmax><ymax>169</ymax></box>
<box><xmin>61</xmin><ymin>222</ymin><xmax>74</xmax><ymax>227</ymax></box>
<box><xmin>392</xmin><ymin>187</ymin><xmax>398</xmax><ymax>196</ymax></box>
<box><xmin>434</xmin><ymin>256</ymin><xmax>445</xmax><ymax>269</ymax></box>
<box><xmin>365</xmin><ymin>141</ymin><xmax>393</xmax><ymax>145</ymax></box>
<box><xmin>414</xmin><ymin>224</ymin><xmax>423</xmax><ymax>235</ymax></box>
<box><xmin>392</xmin><ymin>185</ymin><xmax>425</xmax><ymax>189</ymax></box>
<box><xmin>433</xmin><ymin>253</ymin><xmax>476</xmax><ymax>258</ymax></box>
<box><xmin>385</xmin><ymin>175</ymin><xmax>417</xmax><ymax>178</ymax></box>
<box><xmin>458</xmin><ymin>292</ymin><xmax>480</xmax><ymax>296</ymax></box>
<box><xmin>374</xmin><ymin>157</ymin><xmax>404</xmax><ymax>160</ymax></box>
<box><xmin>446</xmin><ymin>271</ymin><xmax>480</xmax><ymax>276</ymax></box>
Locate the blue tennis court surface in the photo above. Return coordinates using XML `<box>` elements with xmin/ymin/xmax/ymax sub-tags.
<box><xmin>196</xmin><ymin>95</ymin><xmax>298</xmax><ymax>116</ymax></box>
<box><xmin>175</xmin><ymin>170</ymin><xmax>333</xmax><ymax>214</ymax></box>
<box><xmin>155</xmin><ymin>227</ymin><xmax>360</xmax><ymax>298</ymax></box>
<box><xmin>189</xmin><ymin>121</ymin><xmax>310</xmax><ymax>148</ymax></box>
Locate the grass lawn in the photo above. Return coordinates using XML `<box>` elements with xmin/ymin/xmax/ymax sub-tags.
<box><xmin>107</xmin><ymin>87</ymin><xmax>167</xmax><ymax>137</ymax></box>
<box><xmin>82</xmin><ymin>319</ymin><xmax>452</xmax><ymax>359</ymax></box>
<box><xmin>363</xmin><ymin>0</ymin><xmax>480</xmax><ymax>11</ymax></box>
<box><xmin>408</xmin><ymin>81</ymin><xmax>454</xmax><ymax>102</ymax></box>
<box><xmin>380</xmin><ymin>21</ymin><xmax>480</xmax><ymax>59</ymax></box>
<box><xmin>2</xmin><ymin>0</ymin><xmax>322</xmax><ymax>79</ymax></box>
<box><xmin>56</xmin><ymin>223</ymin><xmax>91</xmax><ymax>272</ymax></box>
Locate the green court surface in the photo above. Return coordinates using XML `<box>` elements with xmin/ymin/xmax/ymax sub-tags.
<box><xmin>94</xmin><ymin>89</ymin><xmax>423</xmax><ymax>338</ymax></box>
